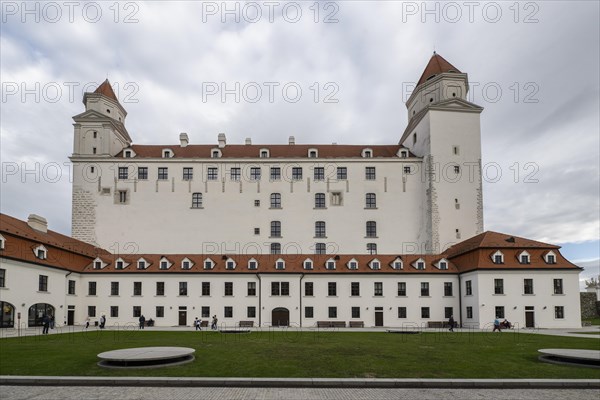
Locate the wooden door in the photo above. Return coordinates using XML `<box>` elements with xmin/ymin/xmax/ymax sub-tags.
<box><xmin>178</xmin><ymin>311</ymin><xmax>187</xmax><ymax>326</ymax></box>
<box><xmin>525</xmin><ymin>311</ymin><xmax>535</xmax><ymax>328</ymax></box>
<box><xmin>375</xmin><ymin>311</ymin><xmax>384</xmax><ymax>327</ymax></box>
<box><xmin>272</xmin><ymin>308</ymin><xmax>289</xmax><ymax>327</ymax></box>
<box><xmin>67</xmin><ymin>310</ymin><xmax>75</xmax><ymax>326</ymax></box>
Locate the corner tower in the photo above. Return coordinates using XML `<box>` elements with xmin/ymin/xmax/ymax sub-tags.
<box><xmin>71</xmin><ymin>80</ymin><xmax>132</xmax><ymax>245</ymax></box>
<box><xmin>400</xmin><ymin>53</ymin><xmax>484</xmax><ymax>252</ymax></box>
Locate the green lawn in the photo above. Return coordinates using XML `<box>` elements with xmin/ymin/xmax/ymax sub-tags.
<box><xmin>583</xmin><ymin>317</ymin><xmax>600</xmax><ymax>326</ymax></box>
<box><xmin>1</xmin><ymin>330</ymin><xmax>599</xmax><ymax>378</ymax></box>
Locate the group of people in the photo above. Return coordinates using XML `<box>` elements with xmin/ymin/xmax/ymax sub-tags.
<box><xmin>194</xmin><ymin>315</ymin><xmax>219</xmax><ymax>330</ymax></box>
<box><xmin>493</xmin><ymin>317</ymin><xmax>512</xmax><ymax>332</ymax></box>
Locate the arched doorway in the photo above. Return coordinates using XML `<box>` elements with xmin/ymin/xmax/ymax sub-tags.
<box><xmin>272</xmin><ymin>307</ymin><xmax>289</xmax><ymax>327</ymax></box>
<box><xmin>0</xmin><ymin>302</ymin><xmax>15</xmax><ymax>328</ymax></box>
<box><xmin>28</xmin><ymin>303</ymin><xmax>55</xmax><ymax>327</ymax></box>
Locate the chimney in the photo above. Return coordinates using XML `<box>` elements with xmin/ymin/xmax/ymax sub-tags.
<box><xmin>179</xmin><ymin>132</ymin><xmax>189</xmax><ymax>147</ymax></box>
<box><xmin>288</xmin><ymin>136</ymin><xmax>295</xmax><ymax>145</ymax></box>
<box><xmin>218</xmin><ymin>133</ymin><xmax>226</xmax><ymax>148</ymax></box>
<box><xmin>27</xmin><ymin>214</ymin><xmax>48</xmax><ymax>233</ymax></box>
<box><xmin>245</xmin><ymin>138</ymin><xmax>252</xmax><ymax>145</ymax></box>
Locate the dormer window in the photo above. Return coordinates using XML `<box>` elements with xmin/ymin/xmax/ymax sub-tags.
<box><xmin>124</xmin><ymin>150</ymin><xmax>132</xmax><ymax>158</ymax></box>
<box><xmin>369</xmin><ymin>259</ymin><xmax>381</xmax><ymax>270</ymax></box>
<box><xmin>275</xmin><ymin>259</ymin><xmax>285</xmax><ymax>270</ymax></box>
<box><xmin>362</xmin><ymin>148</ymin><xmax>373</xmax><ymax>158</ymax></box>
<box><xmin>391</xmin><ymin>257</ymin><xmax>403</xmax><ymax>270</ymax></box>
<box><xmin>204</xmin><ymin>258</ymin><xmax>215</xmax><ymax>269</ymax></box>
<box><xmin>225</xmin><ymin>259</ymin><xmax>236</xmax><ymax>270</ymax></box>
<box><xmin>248</xmin><ymin>259</ymin><xmax>258</xmax><ymax>270</ymax></box>
<box><xmin>34</xmin><ymin>245</ymin><xmax>47</xmax><ymax>260</ymax></box>
<box><xmin>400</xmin><ymin>150</ymin><xmax>408</xmax><ymax>158</ymax></box>
<box><xmin>414</xmin><ymin>258</ymin><xmax>426</xmax><ymax>270</ymax></box>
<box><xmin>347</xmin><ymin>259</ymin><xmax>358</xmax><ymax>270</ymax></box>
<box><xmin>211</xmin><ymin>149</ymin><xmax>221</xmax><ymax>158</ymax></box>
<box><xmin>162</xmin><ymin>149</ymin><xmax>173</xmax><ymax>158</ymax></box>
<box><xmin>492</xmin><ymin>250</ymin><xmax>504</xmax><ymax>264</ymax></box>
<box><xmin>137</xmin><ymin>259</ymin><xmax>147</xmax><ymax>270</ymax></box>
<box><xmin>326</xmin><ymin>259</ymin><xmax>336</xmax><ymax>270</ymax></box>
<box><xmin>115</xmin><ymin>258</ymin><xmax>127</xmax><ymax>270</ymax></box>
<box><xmin>182</xmin><ymin>258</ymin><xmax>193</xmax><ymax>270</ymax></box>
<box><xmin>437</xmin><ymin>259</ymin><xmax>449</xmax><ymax>270</ymax></box>
<box><xmin>308</xmin><ymin>149</ymin><xmax>318</xmax><ymax>158</ymax></box>
<box><xmin>159</xmin><ymin>258</ymin><xmax>171</xmax><ymax>270</ymax></box>
<box><xmin>0</xmin><ymin>234</ymin><xmax>5</xmax><ymax>250</ymax></box>
<box><xmin>93</xmin><ymin>258</ymin><xmax>104</xmax><ymax>270</ymax></box>
<box><xmin>259</xmin><ymin>149</ymin><xmax>270</xmax><ymax>158</ymax></box>
<box><xmin>303</xmin><ymin>259</ymin><xmax>313</xmax><ymax>270</ymax></box>
<box><xmin>519</xmin><ymin>251</ymin><xmax>531</xmax><ymax>264</ymax></box>
<box><xmin>545</xmin><ymin>251</ymin><xmax>557</xmax><ymax>264</ymax></box>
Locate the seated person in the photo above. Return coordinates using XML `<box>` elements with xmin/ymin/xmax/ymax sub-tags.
<box><xmin>501</xmin><ymin>319</ymin><xmax>511</xmax><ymax>329</ymax></box>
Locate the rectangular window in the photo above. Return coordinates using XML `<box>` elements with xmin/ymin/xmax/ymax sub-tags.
<box><xmin>315</xmin><ymin>193</ymin><xmax>326</xmax><ymax>208</ymax></box>
<box><xmin>224</xmin><ymin>306</ymin><xmax>233</xmax><ymax>318</ymax></box>
<box><xmin>156</xmin><ymin>282</ymin><xmax>165</xmax><ymax>296</ymax></box>
<box><xmin>271</xmin><ymin>282</ymin><xmax>280</xmax><ymax>296</ymax></box>
<box><xmin>398</xmin><ymin>307</ymin><xmax>407</xmax><ymax>318</ymax></box>
<box><xmin>270</xmin><ymin>167</ymin><xmax>281</xmax><ymax>180</ymax></box>
<box><xmin>466</xmin><ymin>280</ymin><xmax>472</xmax><ymax>296</ymax></box>
<box><xmin>314</xmin><ymin>167</ymin><xmax>325</xmax><ymax>180</ymax></box>
<box><xmin>67</xmin><ymin>280</ymin><xmax>75</xmax><ymax>295</ymax></box>
<box><xmin>374</xmin><ymin>282</ymin><xmax>383</xmax><ymax>296</ymax></box>
<box><xmin>156</xmin><ymin>306</ymin><xmax>164</xmax><ymax>318</ymax></box>
<box><xmin>348</xmin><ymin>282</ymin><xmax>360</xmax><ymax>297</ymax></box>
<box><xmin>158</xmin><ymin>167</ymin><xmax>168</xmax><ymax>180</ymax></box>
<box><xmin>247</xmin><ymin>306</ymin><xmax>256</xmax><ymax>318</ymax></box>
<box><xmin>367</xmin><ymin>243</ymin><xmax>377</xmax><ymax>255</ymax></box>
<box><xmin>38</xmin><ymin>275</ymin><xmax>48</xmax><ymax>292</ymax></box>
<box><xmin>305</xmin><ymin>306</ymin><xmax>314</xmax><ymax>318</ymax></box>
<box><xmin>230</xmin><ymin>167</ymin><xmax>241</xmax><ymax>181</ymax></box>
<box><xmin>133</xmin><ymin>306</ymin><xmax>141</xmax><ymax>318</ymax></box>
<box><xmin>553</xmin><ymin>279</ymin><xmax>563</xmax><ymax>295</ymax></box>
<box><xmin>305</xmin><ymin>282</ymin><xmax>314</xmax><ymax>296</ymax></box>
<box><xmin>315</xmin><ymin>221</ymin><xmax>326</xmax><ymax>238</ymax></box>
<box><xmin>271</xmin><ymin>243</ymin><xmax>281</xmax><ymax>254</ymax></box>
<box><xmin>270</xmin><ymin>193</ymin><xmax>282</xmax><ymax>208</ymax></box>
<box><xmin>247</xmin><ymin>282</ymin><xmax>256</xmax><ymax>296</ymax></box>
<box><xmin>331</xmin><ymin>192</ymin><xmax>342</xmax><ymax>206</ymax></box>
<box><xmin>524</xmin><ymin>279</ymin><xmax>534</xmax><ymax>294</ymax></box>
<box><xmin>224</xmin><ymin>282</ymin><xmax>233</xmax><ymax>296</ymax></box>
<box><xmin>366</xmin><ymin>193</ymin><xmax>376</xmax><ymax>209</ymax></box>
<box><xmin>270</xmin><ymin>221</ymin><xmax>281</xmax><ymax>237</ymax></box>
<box><xmin>138</xmin><ymin>167</ymin><xmax>148</xmax><ymax>180</ymax></box>
<box><xmin>420</xmin><ymin>282</ymin><xmax>429</xmax><ymax>296</ymax></box>
<box><xmin>118</xmin><ymin>190</ymin><xmax>127</xmax><ymax>204</ymax></box>
<box><xmin>365</xmin><ymin>167</ymin><xmax>376</xmax><ymax>180</ymax></box>
<box><xmin>328</xmin><ymin>307</ymin><xmax>337</xmax><ymax>318</ymax></box>
<box><xmin>250</xmin><ymin>167</ymin><xmax>261</xmax><ymax>180</ymax></box>
<box><xmin>494</xmin><ymin>279</ymin><xmax>504</xmax><ymax>295</ymax></box>
<box><xmin>133</xmin><ymin>282</ymin><xmax>142</xmax><ymax>296</ymax></box>
<box><xmin>337</xmin><ymin>167</ymin><xmax>347</xmax><ymax>180</ymax></box>
<box><xmin>183</xmin><ymin>167</ymin><xmax>193</xmax><ymax>180</ymax></box>
<box><xmin>351</xmin><ymin>307</ymin><xmax>361</xmax><ymax>318</ymax></box>
<box><xmin>366</xmin><ymin>221</ymin><xmax>377</xmax><ymax>237</ymax></box>
<box><xmin>404</xmin><ymin>166</ymin><xmax>411</xmax><ymax>174</ymax></box>
<box><xmin>118</xmin><ymin>167</ymin><xmax>128</xmax><ymax>180</ymax></box>
<box><xmin>88</xmin><ymin>281</ymin><xmax>97</xmax><ymax>296</ymax></box>
<box><xmin>444</xmin><ymin>282</ymin><xmax>453</xmax><ymax>296</ymax></box>
<box><xmin>292</xmin><ymin>167</ymin><xmax>303</xmax><ymax>180</ymax></box>
<box><xmin>179</xmin><ymin>282</ymin><xmax>188</xmax><ymax>296</ymax></box>
<box><xmin>495</xmin><ymin>306</ymin><xmax>505</xmax><ymax>319</ymax></box>
<box><xmin>555</xmin><ymin>306</ymin><xmax>564</xmax><ymax>319</ymax></box>
<box><xmin>397</xmin><ymin>282</ymin><xmax>406</xmax><ymax>296</ymax></box>
<box><xmin>110</xmin><ymin>306</ymin><xmax>119</xmax><ymax>318</ymax></box>
<box><xmin>466</xmin><ymin>306</ymin><xmax>473</xmax><ymax>319</ymax></box>
<box><xmin>328</xmin><ymin>282</ymin><xmax>337</xmax><ymax>296</ymax></box>
<box><xmin>281</xmin><ymin>282</ymin><xmax>289</xmax><ymax>296</ymax></box>
<box><xmin>421</xmin><ymin>307</ymin><xmax>430</xmax><ymax>319</ymax></box>
<box><xmin>88</xmin><ymin>306</ymin><xmax>96</xmax><ymax>318</ymax></box>
<box><xmin>201</xmin><ymin>306</ymin><xmax>210</xmax><ymax>318</ymax></box>
<box><xmin>202</xmin><ymin>282</ymin><xmax>210</xmax><ymax>296</ymax></box>
<box><xmin>207</xmin><ymin>167</ymin><xmax>218</xmax><ymax>181</ymax></box>
<box><xmin>445</xmin><ymin>307</ymin><xmax>453</xmax><ymax>319</ymax></box>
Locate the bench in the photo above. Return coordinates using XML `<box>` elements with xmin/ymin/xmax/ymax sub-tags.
<box><xmin>349</xmin><ymin>321</ymin><xmax>364</xmax><ymax>328</ymax></box>
<box><xmin>427</xmin><ymin>321</ymin><xmax>456</xmax><ymax>329</ymax></box>
<box><xmin>316</xmin><ymin>321</ymin><xmax>346</xmax><ymax>328</ymax></box>
<box><xmin>238</xmin><ymin>321</ymin><xmax>254</xmax><ymax>328</ymax></box>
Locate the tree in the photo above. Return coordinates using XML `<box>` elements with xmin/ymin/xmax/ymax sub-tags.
<box><xmin>585</xmin><ymin>276</ymin><xmax>599</xmax><ymax>288</ymax></box>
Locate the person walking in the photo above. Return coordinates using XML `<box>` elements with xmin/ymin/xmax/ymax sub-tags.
<box><xmin>448</xmin><ymin>315</ymin><xmax>455</xmax><ymax>332</ymax></box>
<box><xmin>194</xmin><ymin>317</ymin><xmax>200</xmax><ymax>331</ymax></box>
<box><xmin>85</xmin><ymin>316</ymin><xmax>90</xmax><ymax>329</ymax></box>
<box><xmin>99</xmin><ymin>314</ymin><xmax>106</xmax><ymax>329</ymax></box>
<box><xmin>493</xmin><ymin>317</ymin><xmax>502</xmax><ymax>332</ymax></box>
<box><xmin>139</xmin><ymin>315</ymin><xmax>146</xmax><ymax>329</ymax></box>
<box><xmin>41</xmin><ymin>314</ymin><xmax>50</xmax><ymax>334</ymax></box>
<box><xmin>211</xmin><ymin>315</ymin><xmax>218</xmax><ymax>330</ymax></box>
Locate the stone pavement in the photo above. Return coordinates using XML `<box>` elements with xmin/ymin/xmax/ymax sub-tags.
<box><xmin>2</xmin><ymin>386</ymin><xmax>600</xmax><ymax>400</ymax></box>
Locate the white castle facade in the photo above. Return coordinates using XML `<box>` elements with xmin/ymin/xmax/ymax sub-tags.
<box><xmin>0</xmin><ymin>54</ymin><xmax>582</xmax><ymax>331</ymax></box>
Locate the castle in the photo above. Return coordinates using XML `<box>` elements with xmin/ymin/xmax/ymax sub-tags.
<box><xmin>0</xmin><ymin>54</ymin><xmax>582</xmax><ymax>330</ymax></box>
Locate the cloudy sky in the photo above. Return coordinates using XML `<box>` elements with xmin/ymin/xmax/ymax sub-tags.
<box><xmin>1</xmin><ymin>1</ymin><xmax>598</xmax><ymax>284</ymax></box>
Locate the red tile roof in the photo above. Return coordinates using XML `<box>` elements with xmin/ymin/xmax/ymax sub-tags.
<box><xmin>444</xmin><ymin>231</ymin><xmax>559</xmax><ymax>258</ymax></box>
<box><xmin>120</xmin><ymin>144</ymin><xmax>409</xmax><ymax>159</ymax></box>
<box><xmin>94</xmin><ymin>79</ymin><xmax>119</xmax><ymax>102</ymax></box>
<box><xmin>417</xmin><ymin>53</ymin><xmax>461</xmax><ymax>87</ymax></box>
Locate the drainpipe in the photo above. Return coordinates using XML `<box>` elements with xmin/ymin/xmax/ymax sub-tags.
<box><xmin>256</xmin><ymin>273</ymin><xmax>262</xmax><ymax>327</ymax></box>
<box><xmin>299</xmin><ymin>273</ymin><xmax>304</xmax><ymax>328</ymax></box>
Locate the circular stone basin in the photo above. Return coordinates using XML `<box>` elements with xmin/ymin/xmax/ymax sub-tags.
<box><xmin>538</xmin><ymin>348</ymin><xmax>600</xmax><ymax>369</ymax></box>
<box><xmin>98</xmin><ymin>346</ymin><xmax>195</xmax><ymax>369</ymax></box>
